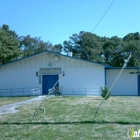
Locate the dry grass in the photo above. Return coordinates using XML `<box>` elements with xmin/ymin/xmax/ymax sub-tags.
<box><xmin>0</xmin><ymin>97</ymin><xmax>33</xmax><ymax>106</ymax></box>
<box><xmin>0</xmin><ymin>96</ymin><xmax>140</xmax><ymax>140</ymax></box>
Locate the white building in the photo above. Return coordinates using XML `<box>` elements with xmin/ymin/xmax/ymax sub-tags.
<box><xmin>106</xmin><ymin>67</ymin><xmax>140</xmax><ymax>96</ymax></box>
<box><xmin>0</xmin><ymin>51</ymin><xmax>107</xmax><ymax>96</ymax></box>
<box><xmin>0</xmin><ymin>51</ymin><xmax>139</xmax><ymax>97</ymax></box>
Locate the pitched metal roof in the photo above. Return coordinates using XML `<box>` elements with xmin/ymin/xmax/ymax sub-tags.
<box><xmin>0</xmin><ymin>50</ymin><xmax>110</xmax><ymax>68</ymax></box>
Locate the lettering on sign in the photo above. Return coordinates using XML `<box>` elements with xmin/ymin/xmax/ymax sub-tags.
<box><xmin>39</xmin><ymin>68</ymin><xmax>61</xmax><ymax>75</ymax></box>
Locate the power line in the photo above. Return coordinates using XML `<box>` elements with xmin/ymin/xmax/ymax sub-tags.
<box><xmin>92</xmin><ymin>0</ymin><xmax>116</xmax><ymax>33</ymax></box>
<box><xmin>94</xmin><ymin>53</ymin><xmax>132</xmax><ymax>122</ymax></box>
<box><xmin>31</xmin><ymin>60</ymin><xmax>74</xmax><ymax>122</ymax></box>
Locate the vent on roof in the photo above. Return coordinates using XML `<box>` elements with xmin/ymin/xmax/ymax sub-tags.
<box><xmin>67</xmin><ymin>52</ymin><xmax>73</xmax><ymax>57</ymax></box>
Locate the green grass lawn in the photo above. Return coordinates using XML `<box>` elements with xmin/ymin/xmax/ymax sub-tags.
<box><xmin>0</xmin><ymin>96</ymin><xmax>140</xmax><ymax>140</ymax></box>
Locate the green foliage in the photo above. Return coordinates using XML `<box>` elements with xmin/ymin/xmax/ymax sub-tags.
<box><xmin>123</xmin><ymin>32</ymin><xmax>140</xmax><ymax>66</ymax></box>
<box><xmin>1</xmin><ymin>24</ymin><xmax>140</xmax><ymax>67</ymax></box>
<box><xmin>63</xmin><ymin>31</ymin><xmax>140</xmax><ymax>67</ymax></box>
<box><xmin>102</xmin><ymin>36</ymin><xmax>124</xmax><ymax>66</ymax></box>
<box><xmin>63</xmin><ymin>31</ymin><xmax>102</xmax><ymax>62</ymax></box>
<box><xmin>54</xmin><ymin>87</ymin><xmax>61</xmax><ymax>96</ymax></box>
<box><xmin>100</xmin><ymin>86</ymin><xmax>110</xmax><ymax>100</ymax></box>
<box><xmin>0</xmin><ymin>24</ymin><xmax>23</xmax><ymax>64</ymax></box>
<box><xmin>19</xmin><ymin>36</ymin><xmax>63</xmax><ymax>58</ymax></box>
<box><xmin>19</xmin><ymin>35</ymin><xmax>53</xmax><ymax>57</ymax></box>
<box><xmin>51</xmin><ymin>44</ymin><xmax>63</xmax><ymax>53</ymax></box>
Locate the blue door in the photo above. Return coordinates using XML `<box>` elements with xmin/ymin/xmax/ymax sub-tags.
<box><xmin>138</xmin><ymin>75</ymin><xmax>140</xmax><ymax>96</ymax></box>
<box><xmin>42</xmin><ymin>75</ymin><xmax>59</xmax><ymax>95</ymax></box>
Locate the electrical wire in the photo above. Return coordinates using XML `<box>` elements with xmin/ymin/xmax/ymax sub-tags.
<box><xmin>93</xmin><ymin>34</ymin><xmax>139</xmax><ymax>122</ymax></box>
<box><xmin>92</xmin><ymin>0</ymin><xmax>116</xmax><ymax>33</ymax></box>
<box><xmin>31</xmin><ymin>0</ymin><xmax>117</xmax><ymax>122</ymax></box>
<box><xmin>93</xmin><ymin>49</ymin><xmax>136</xmax><ymax>122</ymax></box>
<box><xmin>31</xmin><ymin>59</ymin><xmax>74</xmax><ymax>122</ymax></box>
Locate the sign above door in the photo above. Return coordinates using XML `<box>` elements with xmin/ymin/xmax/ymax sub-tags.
<box><xmin>39</xmin><ymin>68</ymin><xmax>61</xmax><ymax>75</ymax></box>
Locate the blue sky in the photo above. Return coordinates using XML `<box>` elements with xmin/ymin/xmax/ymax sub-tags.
<box><xmin>0</xmin><ymin>0</ymin><xmax>140</xmax><ymax>45</ymax></box>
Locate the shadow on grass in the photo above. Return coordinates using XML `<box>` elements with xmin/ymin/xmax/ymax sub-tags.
<box><xmin>0</xmin><ymin>120</ymin><xmax>140</xmax><ymax>125</ymax></box>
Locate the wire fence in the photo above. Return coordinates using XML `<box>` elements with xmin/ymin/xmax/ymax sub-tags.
<box><xmin>0</xmin><ymin>87</ymin><xmax>41</xmax><ymax>97</ymax></box>
<box><xmin>60</xmin><ymin>87</ymin><xmax>100</xmax><ymax>96</ymax></box>
<box><xmin>0</xmin><ymin>87</ymin><xmax>100</xmax><ymax>97</ymax></box>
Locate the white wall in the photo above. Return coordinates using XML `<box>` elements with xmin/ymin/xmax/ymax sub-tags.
<box><xmin>0</xmin><ymin>68</ymin><xmax>39</xmax><ymax>88</ymax></box>
<box><xmin>0</xmin><ymin>52</ymin><xmax>105</xmax><ymax>96</ymax></box>
<box><xmin>60</xmin><ymin>67</ymin><xmax>105</xmax><ymax>96</ymax></box>
<box><xmin>58</xmin><ymin>55</ymin><xmax>105</xmax><ymax>95</ymax></box>
<box><xmin>0</xmin><ymin>67</ymin><xmax>41</xmax><ymax>96</ymax></box>
<box><xmin>106</xmin><ymin>69</ymin><xmax>138</xmax><ymax>95</ymax></box>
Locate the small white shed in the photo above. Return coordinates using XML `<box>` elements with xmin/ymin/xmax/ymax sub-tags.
<box><xmin>106</xmin><ymin>67</ymin><xmax>140</xmax><ymax>96</ymax></box>
<box><xmin>0</xmin><ymin>51</ymin><xmax>106</xmax><ymax>96</ymax></box>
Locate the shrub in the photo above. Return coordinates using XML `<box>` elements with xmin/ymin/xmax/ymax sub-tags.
<box><xmin>100</xmin><ymin>86</ymin><xmax>110</xmax><ymax>100</ymax></box>
<box><xmin>54</xmin><ymin>87</ymin><xmax>61</xmax><ymax>96</ymax></box>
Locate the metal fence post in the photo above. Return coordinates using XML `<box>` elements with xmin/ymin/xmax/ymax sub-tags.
<box><xmin>11</xmin><ymin>89</ymin><xmax>12</xmax><ymax>97</ymax></box>
<box><xmin>22</xmin><ymin>88</ymin><xmax>24</xmax><ymax>96</ymax></box>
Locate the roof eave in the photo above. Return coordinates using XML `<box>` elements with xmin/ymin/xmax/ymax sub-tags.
<box><xmin>0</xmin><ymin>50</ymin><xmax>109</xmax><ymax>68</ymax></box>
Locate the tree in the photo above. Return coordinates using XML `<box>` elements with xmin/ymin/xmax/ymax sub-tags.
<box><xmin>1</xmin><ymin>24</ymin><xmax>139</xmax><ymax>67</ymax></box>
<box><xmin>123</xmin><ymin>32</ymin><xmax>140</xmax><ymax>66</ymax></box>
<box><xmin>63</xmin><ymin>31</ymin><xmax>140</xmax><ymax>67</ymax></box>
<box><xmin>19</xmin><ymin>35</ymin><xmax>53</xmax><ymax>57</ymax></box>
<box><xmin>63</xmin><ymin>31</ymin><xmax>102</xmax><ymax>62</ymax></box>
<box><xmin>0</xmin><ymin>24</ymin><xmax>22</xmax><ymax>64</ymax></box>
<box><xmin>51</xmin><ymin>44</ymin><xmax>63</xmax><ymax>53</ymax></box>
<box><xmin>102</xmin><ymin>36</ymin><xmax>124</xmax><ymax>67</ymax></box>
